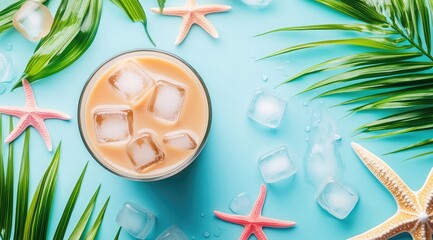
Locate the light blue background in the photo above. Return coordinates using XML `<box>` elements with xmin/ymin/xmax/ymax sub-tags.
<box><xmin>0</xmin><ymin>0</ymin><xmax>431</xmax><ymax>239</ymax></box>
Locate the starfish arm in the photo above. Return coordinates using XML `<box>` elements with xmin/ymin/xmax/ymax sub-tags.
<box><xmin>252</xmin><ymin>226</ymin><xmax>267</xmax><ymax>240</ymax></box>
<box><xmin>251</xmin><ymin>184</ymin><xmax>267</xmax><ymax>218</ymax></box>
<box><xmin>196</xmin><ymin>4</ymin><xmax>231</xmax><ymax>14</ymax></box>
<box><xmin>239</xmin><ymin>225</ymin><xmax>253</xmax><ymax>240</ymax></box>
<box><xmin>150</xmin><ymin>7</ymin><xmax>189</xmax><ymax>15</ymax></box>
<box><xmin>22</xmin><ymin>79</ymin><xmax>36</xmax><ymax>108</ymax></box>
<box><xmin>193</xmin><ymin>14</ymin><xmax>219</xmax><ymax>38</ymax></box>
<box><xmin>174</xmin><ymin>16</ymin><xmax>194</xmax><ymax>45</ymax></box>
<box><xmin>32</xmin><ymin>116</ymin><xmax>53</xmax><ymax>151</ymax></box>
<box><xmin>411</xmin><ymin>223</ymin><xmax>432</xmax><ymax>240</ymax></box>
<box><xmin>35</xmin><ymin>109</ymin><xmax>71</xmax><ymax>120</ymax></box>
<box><xmin>351</xmin><ymin>143</ymin><xmax>418</xmax><ymax>212</ymax></box>
<box><xmin>418</xmin><ymin>169</ymin><xmax>433</xmax><ymax>214</ymax></box>
<box><xmin>349</xmin><ymin>212</ymin><xmax>418</xmax><ymax>240</ymax></box>
<box><xmin>214</xmin><ymin>211</ymin><xmax>251</xmax><ymax>225</ymax></box>
<box><xmin>0</xmin><ymin>107</ymin><xmax>28</xmax><ymax>118</ymax></box>
<box><xmin>4</xmin><ymin>117</ymin><xmax>30</xmax><ymax>144</ymax></box>
<box><xmin>257</xmin><ymin>216</ymin><xmax>296</xmax><ymax>228</ymax></box>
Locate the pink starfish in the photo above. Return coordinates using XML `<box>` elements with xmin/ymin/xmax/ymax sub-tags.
<box><xmin>0</xmin><ymin>79</ymin><xmax>70</xmax><ymax>151</ymax></box>
<box><xmin>151</xmin><ymin>0</ymin><xmax>231</xmax><ymax>45</ymax></box>
<box><xmin>214</xmin><ymin>184</ymin><xmax>296</xmax><ymax>240</ymax></box>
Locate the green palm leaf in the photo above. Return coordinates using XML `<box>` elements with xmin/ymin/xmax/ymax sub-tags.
<box><xmin>114</xmin><ymin>227</ymin><xmax>122</xmax><ymax>240</ymax></box>
<box><xmin>110</xmin><ymin>0</ymin><xmax>156</xmax><ymax>46</ymax></box>
<box><xmin>83</xmin><ymin>197</ymin><xmax>110</xmax><ymax>240</ymax></box>
<box><xmin>14</xmin><ymin>129</ymin><xmax>30</xmax><ymax>240</ymax></box>
<box><xmin>53</xmin><ymin>163</ymin><xmax>89</xmax><ymax>240</ymax></box>
<box><xmin>4</xmin><ymin>117</ymin><xmax>14</xmax><ymax>240</ymax></box>
<box><xmin>261</xmin><ymin>0</ymin><xmax>433</xmax><ymax>158</ymax></box>
<box><xmin>69</xmin><ymin>185</ymin><xmax>101</xmax><ymax>240</ymax></box>
<box><xmin>12</xmin><ymin>0</ymin><xmax>102</xmax><ymax>89</ymax></box>
<box><xmin>0</xmin><ymin>115</ymin><xmax>4</xmax><ymax>239</ymax></box>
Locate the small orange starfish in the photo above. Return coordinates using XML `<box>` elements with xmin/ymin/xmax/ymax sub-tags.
<box><xmin>214</xmin><ymin>184</ymin><xmax>296</xmax><ymax>240</ymax></box>
<box><xmin>151</xmin><ymin>0</ymin><xmax>231</xmax><ymax>45</ymax></box>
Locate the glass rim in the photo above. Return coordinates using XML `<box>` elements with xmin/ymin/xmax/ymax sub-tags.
<box><xmin>77</xmin><ymin>49</ymin><xmax>212</xmax><ymax>181</ymax></box>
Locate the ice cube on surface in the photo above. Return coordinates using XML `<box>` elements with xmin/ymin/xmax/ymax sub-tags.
<box><xmin>127</xmin><ymin>130</ymin><xmax>165</xmax><ymax>172</ymax></box>
<box><xmin>248</xmin><ymin>88</ymin><xmax>286</xmax><ymax>128</ymax></box>
<box><xmin>94</xmin><ymin>107</ymin><xmax>133</xmax><ymax>143</ymax></box>
<box><xmin>316</xmin><ymin>177</ymin><xmax>359</xmax><ymax>220</ymax></box>
<box><xmin>148</xmin><ymin>80</ymin><xmax>186</xmax><ymax>122</ymax></box>
<box><xmin>163</xmin><ymin>130</ymin><xmax>198</xmax><ymax>150</ymax></box>
<box><xmin>13</xmin><ymin>1</ymin><xmax>53</xmax><ymax>41</ymax></box>
<box><xmin>258</xmin><ymin>146</ymin><xmax>296</xmax><ymax>183</ymax></box>
<box><xmin>242</xmin><ymin>0</ymin><xmax>271</xmax><ymax>8</ymax></box>
<box><xmin>229</xmin><ymin>192</ymin><xmax>252</xmax><ymax>215</ymax></box>
<box><xmin>109</xmin><ymin>61</ymin><xmax>155</xmax><ymax>103</ymax></box>
<box><xmin>156</xmin><ymin>225</ymin><xmax>188</xmax><ymax>240</ymax></box>
<box><xmin>116</xmin><ymin>202</ymin><xmax>156</xmax><ymax>239</ymax></box>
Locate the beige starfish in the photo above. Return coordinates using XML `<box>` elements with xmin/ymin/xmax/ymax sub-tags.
<box><xmin>151</xmin><ymin>0</ymin><xmax>231</xmax><ymax>45</ymax></box>
<box><xmin>350</xmin><ymin>142</ymin><xmax>433</xmax><ymax>240</ymax></box>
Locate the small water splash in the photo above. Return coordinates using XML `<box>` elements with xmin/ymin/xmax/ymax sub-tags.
<box><xmin>192</xmin><ymin>236</ymin><xmax>196</xmax><ymax>240</ymax></box>
<box><xmin>200</xmin><ymin>212</ymin><xmax>205</xmax><ymax>218</ymax></box>
<box><xmin>303</xmin><ymin>102</ymin><xmax>309</xmax><ymax>107</ymax></box>
<box><xmin>304</xmin><ymin>101</ymin><xmax>344</xmax><ymax>189</ymax></box>
<box><xmin>261</xmin><ymin>75</ymin><xmax>268</xmax><ymax>82</ymax></box>
<box><xmin>213</xmin><ymin>225</ymin><xmax>224</xmax><ymax>238</ymax></box>
<box><xmin>203</xmin><ymin>231</ymin><xmax>210</xmax><ymax>238</ymax></box>
<box><xmin>304</xmin><ymin>126</ymin><xmax>311</xmax><ymax>132</ymax></box>
<box><xmin>229</xmin><ymin>192</ymin><xmax>252</xmax><ymax>215</ymax></box>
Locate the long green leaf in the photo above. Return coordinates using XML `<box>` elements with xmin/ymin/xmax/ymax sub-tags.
<box><xmin>114</xmin><ymin>227</ymin><xmax>122</xmax><ymax>240</ymax></box>
<box><xmin>319</xmin><ymin>74</ymin><xmax>433</xmax><ymax>96</ymax></box>
<box><xmin>12</xmin><ymin>0</ymin><xmax>103</xmax><ymax>89</ymax></box>
<box><xmin>53</xmin><ymin>163</ymin><xmax>89</xmax><ymax>240</ymax></box>
<box><xmin>257</xmin><ymin>23</ymin><xmax>396</xmax><ymax>36</ymax></box>
<box><xmin>69</xmin><ymin>185</ymin><xmax>101</xmax><ymax>240</ymax></box>
<box><xmin>281</xmin><ymin>52</ymin><xmax>422</xmax><ymax>84</ymax></box>
<box><xmin>387</xmin><ymin>138</ymin><xmax>433</xmax><ymax>154</ymax></box>
<box><xmin>110</xmin><ymin>0</ymin><xmax>155</xmax><ymax>46</ymax></box>
<box><xmin>14</xmin><ymin>129</ymin><xmax>30</xmax><ymax>240</ymax></box>
<box><xmin>261</xmin><ymin>37</ymin><xmax>412</xmax><ymax>60</ymax></box>
<box><xmin>4</xmin><ymin>117</ymin><xmax>14</xmax><ymax>240</ymax></box>
<box><xmin>24</xmin><ymin>143</ymin><xmax>61</xmax><ymax>240</ymax></box>
<box><xmin>305</xmin><ymin>62</ymin><xmax>433</xmax><ymax>93</ymax></box>
<box><xmin>84</xmin><ymin>197</ymin><xmax>110</xmax><ymax>240</ymax></box>
<box><xmin>157</xmin><ymin>0</ymin><xmax>167</xmax><ymax>13</ymax></box>
<box><xmin>0</xmin><ymin>115</ymin><xmax>4</xmax><ymax>239</ymax></box>
<box><xmin>417</xmin><ymin>0</ymin><xmax>431</xmax><ymax>53</ymax></box>
<box><xmin>15</xmin><ymin>0</ymin><xmax>103</xmax><ymax>85</ymax></box>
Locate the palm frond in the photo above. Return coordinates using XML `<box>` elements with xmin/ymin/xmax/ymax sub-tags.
<box><xmin>261</xmin><ymin>0</ymin><xmax>433</xmax><ymax>158</ymax></box>
<box><xmin>12</xmin><ymin>0</ymin><xmax>103</xmax><ymax>89</ymax></box>
<box><xmin>4</xmin><ymin>117</ymin><xmax>14</xmax><ymax>240</ymax></box>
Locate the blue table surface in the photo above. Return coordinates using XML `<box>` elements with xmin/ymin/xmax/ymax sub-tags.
<box><xmin>0</xmin><ymin>0</ymin><xmax>431</xmax><ymax>239</ymax></box>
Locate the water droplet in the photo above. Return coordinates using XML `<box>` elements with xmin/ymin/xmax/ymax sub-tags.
<box><xmin>334</xmin><ymin>134</ymin><xmax>342</xmax><ymax>141</ymax></box>
<box><xmin>200</xmin><ymin>212</ymin><xmax>205</xmax><ymax>217</ymax></box>
<box><xmin>5</xmin><ymin>43</ymin><xmax>13</xmax><ymax>51</ymax></box>
<box><xmin>304</xmin><ymin>126</ymin><xmax>311</xmax><ymax>132</ymax></box>
<box><xmin>192</xmin><ymin>236</ymin><xmax>196</xmax><ymax>240</ymax></box>
<box><xmin>0</xmin><ymin>52</ymin><xmax>15</xmax><ymax>83</ymax></box>
<box><xmin>229</xmin><ymin>192</ymin><xmax>252</xmax><ymax>215</ymax></box>
<box><xmin>203</xmin><ymin>232</ymin><xmax>210</xmax><ymax>238</ymax></box>
<box><xmin>303</xmin><ymin>102</ymin><xmax>309</xmax><ymax>107</ymax></box>
<box><xmin>306</xmin><ymin>137</ymin><xmax>309</xmax><ymax>142</ymax></box>
<box><xmin>261</xmin><ymin>75</ymin><xmax>268</xmax><ymax>82</ymax></box>
<box><xmin>242</xmin><ymin>0</ymin><xmax>272</xmax><ymax>9</ymax></box>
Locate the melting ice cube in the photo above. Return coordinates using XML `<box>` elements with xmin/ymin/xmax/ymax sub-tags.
<box><xmin>116</xmin><ymin>202</ymin><xmax>156</xmax><ymax>239</ymax></box>
<box><xmin>94</xmin><ymin>106</ymin><xmax>133</xmax><ymax>143</ymax></box>
<box><xmin>156</xmin><ymin>225</ymin><xmax>188</xmax><ymax>240</ymax></box>
<box><xmin>163</xmin><ymin>130</ymin><xmax>198</xmax><ymax>150</ymax></box>
<box><xmin>127</xmin><ymin>130</ymin><xmax>164</xmax><ymax>172</ymax></box>
<box><xmin>148</xmin><ymin>80</ymin><xmax>186</xmax><ymax>122</ymax></box>
<box><xmin>242</xmin><ymin>0</ymin><xmax>271</xmax><ymax>9</ymax></box>
<box><xmin>229</xmin><ymin>192</ymin><xmax>252</xmax><ymax>215</ymax></box>
<box><xmin>316</xmin><ymin>177</ymin><xmax>359</xmax><ymax>220</ymax></box>
<box><xmin>109</xmin><ymin>61</ymin><xmax>155</xmax><ymax>103</ymax></box>
<box><xmin>258</xmin><ymin>146</ymin><xmax>296</xmax><ymax>183</ymax></box>
<box><xmin>13</xmin><ymin>1</ymin><xmax>54</xmax><ymax>41</ymax></box>
<box><xmin>248</xmin><ymin>88</ymin><xmax>286</xmax><ymax>128</ymax></box>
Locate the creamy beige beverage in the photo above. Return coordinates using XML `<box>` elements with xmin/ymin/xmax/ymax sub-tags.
<box><xmin>79</xmin><ymin>50</ymin><xmax>211</xmax><ymax>181</ymax></box>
